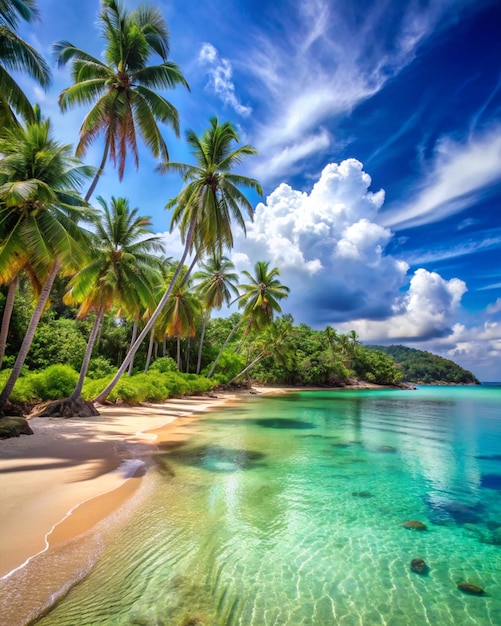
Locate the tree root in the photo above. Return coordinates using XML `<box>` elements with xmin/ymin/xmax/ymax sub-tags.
<box><xmin>31</xmin><ymin>396</ymin><xmax>100</xmax><ymax>418</ymax></box>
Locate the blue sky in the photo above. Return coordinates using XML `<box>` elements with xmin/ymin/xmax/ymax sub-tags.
<box><xmin>18</xmin><ymin>0</ymin><xmax>501</xmax><ymax>381</ymax></box>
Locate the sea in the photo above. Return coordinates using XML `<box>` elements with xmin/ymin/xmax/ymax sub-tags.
<box><xmin>34</xmin><ymin>385</ymin><xmax>501</xmax><ymax>625</ymax></box>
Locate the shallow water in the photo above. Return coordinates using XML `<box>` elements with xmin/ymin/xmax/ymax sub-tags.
<box><xmin>36</xmin><ymin>386</ymin><xmax>501</xmax><ymax>625</ymax></box>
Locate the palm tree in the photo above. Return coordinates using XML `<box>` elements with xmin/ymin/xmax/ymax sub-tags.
<box><xmin>0</xmin><ymin>114</ymin><xmax>94</xmax><ymax>413</ymax></box>
<box><xmin>157</xmin><ymin>277</ymin><xmax>200</xmax><ymax>371</ymax></box>
<box><xmin>93</xmin><ymin>117</ymin><xmax>260</xmax><ymax>403</ymax></box>
<box><xmin>338</xmin><ymin>329</ymin><xmax>360</xmax><ymax>366</ymax></box>
<box><xmin>207</xmin><ymin>261</ymin><xmax>289</xmax><ymax>378</ymax></box>
<box><xmin>54</xmin><ymin>0</ymin><xmax>189</xmax><ymax>201</ymax></box>
<box><xmin>229</xmin><ymin>316</ymin><xmax>294</xmax><ymax>384</ymax></box>
<box><xmin>0</xmin><ymin>0</ymin><xmax>51</xmax><ymax>124</ymax></box>
<box><xmin>33</xmin><ymin>196</ymin><xmax>164</xmax><ymax>416</ymax></box>
<box><xmin>193</xmin><ymin>254</ymin><xmax>239</xmax><ymax>374</ymax></box>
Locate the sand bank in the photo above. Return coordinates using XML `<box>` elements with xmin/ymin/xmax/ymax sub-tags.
<box><xmin>0</xmin><ymin>392</ymin><xmax>256</xmax><ymax>581</ymax></box>
<box><xmin>1</xmin><ymin>390</ymin><xmax>287</xmax><ymax>625</ymax></box>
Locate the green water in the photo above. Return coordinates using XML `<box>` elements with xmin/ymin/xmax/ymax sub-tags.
<box><xmin>37</xmin><ymin>387</ymin><xmax>501</xmax><ymax>625</ymax></box>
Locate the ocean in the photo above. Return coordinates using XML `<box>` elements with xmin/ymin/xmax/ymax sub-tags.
<box><xmin>36</xmin><ymin>385</ymin><xmax>501</xmax><ymax>625</ymax></box>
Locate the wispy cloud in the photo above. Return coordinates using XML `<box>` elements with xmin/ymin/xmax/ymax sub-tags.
<box><xmin>404</xmin><ymin>232</ymin><xmax>501</xmax><ymax>266</ymax></box>
<box><xmin>242</xmin><ymin>0</ymin><xmax>470</xmax><ymax>183</ymax></box>
<box><xmin>381</xmin><ymin>125</ymin><xmax>501</xmax><ymax>230</ymax></box>
<box><xmin>199</xmin><ymin>43</ymin><xmax>252</xmax><ymax>116</ymax></box>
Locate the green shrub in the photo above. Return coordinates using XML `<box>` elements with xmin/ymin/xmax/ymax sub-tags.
<box><xmin>30</xmin><ymin>365</ymin><xmax>79</xmax><ymax>400</ymax></box>
<box><xmin>11</xmin><ymin>375</ymin><xmax>39</xmax><ymax>403</ymax></box>
<box><xmin>149</xmin><ymin>357</ymin><xmax>178</xmax><ymax>373</ymax></box>
<box><xmin>86</xmin><ymin>357</ymin><xmax>117</xmax><ymax>379</ymax></box>
<box><xmin>82</xmin><ymin>376</ymin><xmax>114</xmax><ymax>401</ymax></box>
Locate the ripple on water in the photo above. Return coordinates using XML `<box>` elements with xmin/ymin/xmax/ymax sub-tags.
<box><xmin>33</xmin><ymin>389</ymin><xmax>501</xmax><ymax>626</ymax></box>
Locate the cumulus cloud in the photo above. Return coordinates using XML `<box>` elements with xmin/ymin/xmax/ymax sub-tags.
<box><xmin>232</xmin><ymin>159</ymin><xmax>412</xmax><ymax>325</ymax></box>
<box><xmin>413</xmin><ymin>319</ymin><xmax>501</xmax><ymax>382</ymax></box>
<box><xmin>337</xmin><ymin>269</ymin><xmax>467</xmax><ymax>341</ymax></box>
<box><xmin>199</xmin><ymin>43</ymin><xmax>252</xmax><ymax>116</ymax></box>
<box><xmin>381</xmin><ymin>125</ymin><xmax>501</xmax><ymax>229</ymax></box>
<box><xmin>486</xmin><ymin>298</ymin><xmax>501</xmax><ymax>315</ymax></box>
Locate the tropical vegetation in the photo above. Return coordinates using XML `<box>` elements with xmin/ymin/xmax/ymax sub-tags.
<box><xmin>0</xmin><ymin>1</ymin><xmax>480</xmax><ymax>430</ymax></box>
<box><xmin>369</xmin><ymin>345</ymin><xmax>480</xmax><ymax>385</ymax></box>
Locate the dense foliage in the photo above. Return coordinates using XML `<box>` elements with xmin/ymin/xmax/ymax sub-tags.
<box><xmin>0</xmin><ymin>1</ymin><xmax>481</xmax><ymax>416</ymax></box>
<box><xmin>369</xmin><ymin>345</ymin><xmax>480</xmax><ymax>384</ymax></box>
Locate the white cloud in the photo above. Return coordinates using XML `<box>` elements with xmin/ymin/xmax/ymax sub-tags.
<box><xmin>415</xmin><ymin>321</ymin><xmax>501</xmax><ymax>382</ymax></box>
<box><xmin>338</xmin><ymin>269</ymin><xmax>467</xmax><ymax>341</ymax></box>
<box><xmin>382</xmin><ymin>126</ymin><xmax>501</xmax><ymax>229</ymax></box>
<box><xmin>486</xmin><ymin>298</ymin><xmax>501</xmax><ymax>315</ymax></box>
<box><xmin>244</xmin><ymin>0</ymin><xmax>472</xmax><ymax>183</ymax></box>
<box><xmin>232</xmin><ymin>159</ymin><xmax>410</xmax><ymax>325</ymax></box>
<box><xmin>199</xmin><ymin>43</ymin><xmax>252</xmax><ymax>116</ymax></box>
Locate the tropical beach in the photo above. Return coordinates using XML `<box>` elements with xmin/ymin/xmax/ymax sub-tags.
<box><xmin>0</xmin><ymin>390</ymin><xmax>267</xmax><ymax>624</ymax></box>
<box><xmin>1</xmin><ymin>0</ymin><xmax>501</xmax><ymax>624</ymax></box>
<box><xmin>2</xmin><ymin>385</ymin><xmax>500</xmax><ymax>626</ymax></box>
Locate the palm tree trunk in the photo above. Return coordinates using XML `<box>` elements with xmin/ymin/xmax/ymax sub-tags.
<box><xmin>162</xmin><ymin>337</ymin><xmax>167</xmax><ymax>357</ymax></box>
<box><xmin>0</xmin><ymin>275</ymin><xmax>19</xmax><ymax>370</ymax></box>
<box><xmin>229</xmin><ymin>351</ymin><xmax>267</xmax><ymax>384</ymax></box>
<box><xmin>196</xmin><ymin>314</ymin><xmax>208</xmax><ymax>374</ymax></box>
<box><xmin>176</xmin><ymin>336</ymin><xmax>181</xmax><ymax>370</ymax></box>
<box><xmin>185</xmin><ymin>337</ymin><xmax>191</xmax><ymax>373</ymax></box>
<box><xmin>144</xmin><ymin>326</ymin><xmax>155</xmax><ymax>373</ymax></box>
<box><xmin>93</xmin><ymin>217</ymin><xmax>198</xmax><ymax>403</ymax></box>
<box><xmin>0</xmin><ymin>261</ymin><xmax>60</xmax><ymax>413</ymax></box>
<box><xmin>207</xmin><ymin>319</ymin><xmax>242</xmax><ymax>378</ymax></box>
<box><xmin>85</xmin><ymin>137</ymin><xmax>110</xmax><ymax>202</ymax></box>
<box><xmin>128</xmin><ymin>316</ymin><xmax>139</xmax><ymax>375</ymax></box>
<box><xmin>70</xmin><ymin>304</ymin><xmax>104</xmax><ymax>400</ymax></box>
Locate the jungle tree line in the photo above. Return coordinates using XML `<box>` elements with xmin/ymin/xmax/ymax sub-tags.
<box><xmin>0</xmin><ymin>1</ymin><xmax>403</xmax><ymax>417</ymax></box>
<box><xmin>0</xmin><ymin>0</ymin><xmax>289</xmax><ymax>415</ymax></box>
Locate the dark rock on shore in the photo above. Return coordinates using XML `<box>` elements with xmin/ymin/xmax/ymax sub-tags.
<box><xmin>0</xmin><ymin>417</ymin><xmax>33</xmax><ymax>439</ymax></box>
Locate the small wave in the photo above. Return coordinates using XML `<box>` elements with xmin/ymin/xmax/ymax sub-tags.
<box><xmin>116</xmin><ymin>458</ymin><xmax>147</xmax><ymax>478</ymax></box>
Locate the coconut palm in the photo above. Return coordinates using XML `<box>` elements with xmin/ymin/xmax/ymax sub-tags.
<box><xmin>33</xmin><ymin>196</ymin><xmax>164</xmax><ymax>416</ymax></box>
<box><xmin>0</xmin><ymin>0</ymin><xmax>51</xmax><ymax>125</ymax></box>
<box><xmin>207</xmin><ymin>261</ymin><xmax>289</xmax><ymax>378</ymax></box>
<box><xmin>156</xmin><ymin>277</ymin><xmax>200</xmax><ymax>371</ymax></box>
<box><xmin>54</xmin><ymin>0</ymin><xmax>189</xmax><ymax>201</ymax></box>
<box><xmin>93</xmin><ymin>117</ymin><xmax>260</xmax><ymax>403</ymax></box>
<box><xmin>0</xmin><ymin>114</ymin><xmax>94</xmax><ymax>413</ymax></box>
<box><xmin>193</xmin><ymin>254</ymin><xmax>239</xmax><ymax>374</ymax></box>
<box><xmin>229</xmin><ymin>316</ymin><xmax>294</xmax><ymax>384</ymax></box>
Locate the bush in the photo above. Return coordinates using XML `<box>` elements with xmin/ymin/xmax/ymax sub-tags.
<box><xmin>149</xmin><ymin>357</ymin><xmax>178</xmax><ymax>373</ymax></box>
<box><xmin>86</xmin><ymin>357</ymin><xmax>117</xmax><ymax>379</ymax></box>
<box><xmin>82</xmin><ymin>369</ymin><xmax>215</xmax><ymax>405</ymax></box>
<box><xmin>26</xmin><ymin>319</ymin><xmax>87</xmax><ymax>370</ymax></box>
<box><xmin>30</xmin><ymin>365</ymin><xmax>79</xmax><ymax>400</ymax></box>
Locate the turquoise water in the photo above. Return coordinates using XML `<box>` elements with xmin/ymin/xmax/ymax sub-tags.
<box><xmin>37</xmin><ymin>386</ymin><xmax>501</xmax><ymax>625</ymax></box>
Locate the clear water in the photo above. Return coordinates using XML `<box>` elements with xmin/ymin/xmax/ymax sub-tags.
<box><xmin>37</xmin><ymin>386</ymin><xmax>501</xmax><ymax>625</ymax></box>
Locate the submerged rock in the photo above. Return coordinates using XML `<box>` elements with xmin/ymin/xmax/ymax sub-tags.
<box><xmin>410</xmin><ymin>558</ymin><xmax>428</xmax><ymax>574</ymax></box>
<box><xmin>457</xmin><ymin>582</ymin><xmax>485</xmax><ymax>596</ymax></box>
<box><xmin>378</xmin><ymin>445</ymin><xmax>397</xmax><ymax>453</ymax></box>
<box><xmin>402</xmin><ymin>520</ymin><xmax>427</xmax><ymax>531</ymax></box>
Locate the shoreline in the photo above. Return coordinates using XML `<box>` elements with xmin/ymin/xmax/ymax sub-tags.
<box><xmin>0</xmin><ymin>384</ymin><xmax>395</xmax><ymax>624</ymax></box>
<box><xmin>0</xmin><ymin>391</ymin><xmax>264</xmax><ymax>580</ymax></box>
<box><xmin>1</xmin><ymin>389</ymin><xmax>286</xmax><ymax>626</ymax></box>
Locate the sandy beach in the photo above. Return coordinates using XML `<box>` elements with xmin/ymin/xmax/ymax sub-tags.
<box><xmin>0</xmin><ymin>389</ymin><xmax>281</xmax><ymax>624</ymax></box>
